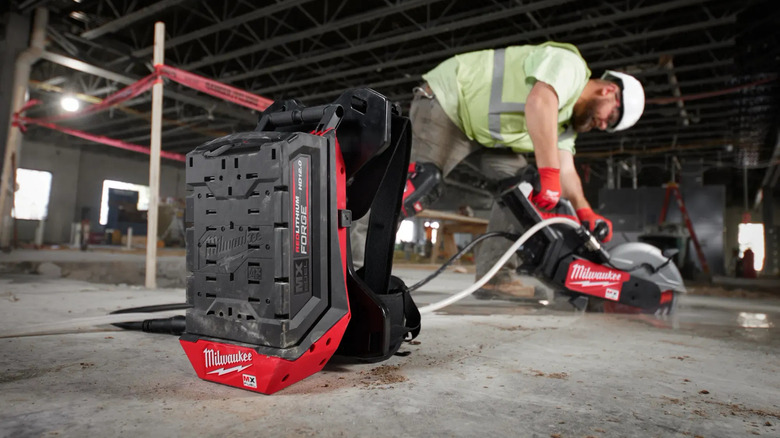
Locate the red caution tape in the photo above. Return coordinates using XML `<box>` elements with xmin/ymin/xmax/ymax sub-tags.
<box><xmin>17</xmin><ymin>117</ymin><xmax>186</xmax><ymax>162</ymax></box>
<box><xmin>158</xmin><ymin>65</ymin><xmax>273</xmax><ymax>112</ymax></box>
<box><xmin>14</xmin><ymin>63</ymin><xmax>275</xmax><ymax>161</ymax></box>
<box><xmin>12</xmin><ymin>99</ymin><xmax>44</xmax><ymax>133</ymax></box>
<box><xmin>18</xmin><ymin>99</ymin><xmax>43</xmax><ymax>114</ymax></box>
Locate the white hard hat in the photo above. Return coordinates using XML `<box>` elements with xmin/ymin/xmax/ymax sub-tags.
<box><xmin>601</xmin><ymin>70</ymin><xmax>645</xmax><ymax>132</ymax></box>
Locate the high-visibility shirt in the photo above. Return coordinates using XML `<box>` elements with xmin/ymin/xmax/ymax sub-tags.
<box><xmin>422</xmin><ymin>42</ymin><xmax>590</xmax><ymax>155</ymax></box>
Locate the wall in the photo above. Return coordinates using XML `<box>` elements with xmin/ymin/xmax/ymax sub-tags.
<box><xmin>18</xmin><ymin>139</ymin><xmax>186</xmax><ymax>244</ymax></box>
<box><xmin>75</xmin><ymin>147</ymin><xmax>186</xmax><ymax>230</ymax></box>
<box><xmin>599</xmin><ymin>185</ymin><xmax>726</xmax><ymax>276</ymax></box>
<box><xmin>18</xmin><ymin>140</ymin><xmax>81</xmax><ymax>244</ymax></box>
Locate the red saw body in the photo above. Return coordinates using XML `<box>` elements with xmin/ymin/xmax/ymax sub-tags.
<box><xmin>497</xmin><ymin>169</ymin><xmax>686</xmax><ymax>314</ymax></box>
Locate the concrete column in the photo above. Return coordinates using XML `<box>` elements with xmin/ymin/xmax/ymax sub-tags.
<box><xmin>0</xmin><ymin>12</ymin><xmax>30</xmax><ymax>173</ymax></box>
<box><xmin>0</xmin><ymin>8</ymin><xmax>47</xmax><ymax>249</ymax></box>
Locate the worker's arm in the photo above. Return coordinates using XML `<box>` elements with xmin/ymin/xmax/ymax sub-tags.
<box><xmin>559</xmin><ymin>149</ymin><xmax>614</xmax><ymax>242</ymax></box>
<box><xmin>525</xmin><ymin>81</ymin><xmax>560</xmax><ymax>170</ymax></box>
<box><xmin>526</xmin><ymin>81</ymin><xmax>562</xmax><ymax>209</ymax></box>
<box><xmin>558</xmin><ymin>149</ymin><xmax>589</xmax><ymax>210</ymax></box>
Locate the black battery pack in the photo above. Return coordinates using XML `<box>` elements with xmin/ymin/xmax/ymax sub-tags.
<box><xmin>180</xmin><ymin>89</ymin><xmax>419</xmax><ymax>394</ymax></box>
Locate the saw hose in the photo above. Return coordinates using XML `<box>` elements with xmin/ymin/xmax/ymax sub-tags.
<box><xmin>110</xmin><ymin>303</ymin><xmax>190</xmax><ymax>335</ymax></box>
<box><xmin>407</xmin><ymin>231</ymin><xmax>520</xmax><ymax>292</ymax></box>
<box><xmin>417</xmin><ymin>217</ymin><xmax>581</xmax><ymax>314</ymax></box>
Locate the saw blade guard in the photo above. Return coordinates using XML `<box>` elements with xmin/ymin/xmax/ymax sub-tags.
<box><xmin>607</xmin><ymin>242</ymin><xmax>687</xmax><ymax>294</ymax></box>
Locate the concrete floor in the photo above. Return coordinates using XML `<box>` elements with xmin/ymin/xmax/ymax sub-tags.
<box><xmin>1</xmin><ymin>264</ymin><xmax>779</xmax><ymax>437</ymax></box>
<box><xmin>0</xmin><ymin>248</ymin><xmax>186</xmax><ymax>288</ymax></box>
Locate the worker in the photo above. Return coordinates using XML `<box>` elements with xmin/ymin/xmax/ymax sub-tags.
<box><xmin>400</xmin><ymin>42</ymin><xmax>645</xmax><ymax>299</ymax></box>
<box><xmin>742</xmin><ymin>248</ymin><xmax>757</xmax><ymax>278</ymax></box>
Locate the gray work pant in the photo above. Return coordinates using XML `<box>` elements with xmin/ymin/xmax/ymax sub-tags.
<box><xmin>351</xmin><ymin>89</ymin><xmax>527</xmax><ymax>284</ymax></box>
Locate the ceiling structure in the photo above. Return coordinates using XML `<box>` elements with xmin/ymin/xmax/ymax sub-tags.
<box><xmin>8</xmin><ymin>0</ymin><xmax>780</xmax><ymax>205</ymax></box>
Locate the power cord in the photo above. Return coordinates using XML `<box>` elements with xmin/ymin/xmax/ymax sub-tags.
<box><xmin>0</xmin><ymin>310</ymin><xmax>186</xmax><ymax>338</ymax></box>
<box><xmin>111</xmin><ymin>219</ymin><xmax>582</xmax><ymax>331</ymax></box>
<box><xmin>408</xmin><ymin>231</ymin><xmax>520</xmax><ymax>292</ymax></box>
<box><xmin>110</xmin><ymin>303</ymin><xmax>191</xmax><ymax>335</ymax></box>
<box><xmin>417</xmin><ymin>217</ymin><xmax>581</xmax><ymax>314</ymax></box>
<box><xmin>3</xmin><ymin>219</ymin><xmax>582</xmax><ymax>338</ymax></box>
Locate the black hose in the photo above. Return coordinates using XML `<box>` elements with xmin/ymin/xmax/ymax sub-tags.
<box><xmin>408</xmin><ymin>231</ymin><xmax>520</xmax><ymax>292</ymax></box>
<box><xmin>108</xmin><ymin>232</ymin><xmax>520</xmax><ymax>331</ymax></box>
<box><xmin>109</xmin><ymin>303</ymin><xmax>191</xmax><ymax>314</ymax></box>
<box><xmin>110</xmin><ymin>303</ymin><xmax>191</xmax><ymax>335</ymax></box>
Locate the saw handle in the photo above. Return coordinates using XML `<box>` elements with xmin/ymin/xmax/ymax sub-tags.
<box><xmin>512</xmin><ymin>167</ymin><xmax>610</xmax><ymax>243</ymax></box>
<box><xmin>553</xmin><ymin>198</ymin><xmax>577</xmax><ymax>217</ymax></box>
<box><xmin>592</xmin><ymin>221</ymin><xmax>610</xmax><ymax>242</ymax></box>
<box><xmin>579</xmin><ymin>217</ymin><xmax>610</xmax><ymax>243</ymax></box>
<box><xmin>505</xmin><ymin>166</ymin><xmax>577</xmax><ymax>216</ymax></box>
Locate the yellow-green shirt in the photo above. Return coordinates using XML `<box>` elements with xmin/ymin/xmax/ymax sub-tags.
<box><xmin>422</xmin><ymin>42</ymin><xmax>590</xmax><ymax>154</ymax></box>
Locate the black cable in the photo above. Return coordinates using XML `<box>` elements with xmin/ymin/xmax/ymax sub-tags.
<box><xmin>109</xmin><ymin>303</ymin><xmax>191</xmax><ymax>314</ymax></box>
<box><xmin>408</xmin><ymin>231</ymin><xmax>520</xmax><ymax>292</ymax></box>
<box><xmin>110</xmin><ymin>303</ymin><xmax>191</xmax><ymax>335</ymax></box>
<box><xmin>107</xmin><ymin>232</ymin><xmax>522</xmax><ymax>330</ymax></box>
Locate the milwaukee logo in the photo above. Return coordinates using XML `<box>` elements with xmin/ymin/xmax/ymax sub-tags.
<box><xmin>207</xmin><ymin>364</ymin><xmax>252</xmax><ymax>376</ymax></box>
<box><xmin>569</xmin><ymin>263</ymin><xmax>623</xmax><ymax>282</ymax></box>
<box><xmin>565</xmin><ymin>260</ymin><xmax>628</xmax><ymax>300</ymax></box>
<box><xmin>206</xmin><ymin>235</ymin><xmax>244</xmax><ymax>256</ymax></box>
<box><xmin>203</xmin><ymin>348</ymin><xmax>252</xmax><ymax>372</ymax></box>
<box><xmin>205</xmin><ymin>233</ymin><xmax>263</xmax><ymax>257</ymax></box>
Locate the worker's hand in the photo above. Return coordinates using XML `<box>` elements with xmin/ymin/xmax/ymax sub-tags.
<box><xmin>576</xmin><ymin>208</ymin><xmax>613</xmax><ymax>243</ymax></box>
<box><xmin>531</xmin><ymin>167</ymin><xmax>561</xmax><ymax>210</ymax></box>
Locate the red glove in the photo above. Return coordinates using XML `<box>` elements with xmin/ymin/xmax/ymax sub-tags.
<box><xmin>531</xmin><ymin>167</ymin><xmax>561</xmax><ymax>210</ymax></box>
<box><xmin>576</xmin><ymin>208</ymin><xmax>613</xmax><ymax>243</ymax></box>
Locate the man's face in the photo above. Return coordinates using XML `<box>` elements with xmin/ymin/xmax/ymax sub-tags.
<box><xmin>572</xmin><ymin>86</ymin><xmax>621</xmax><ymax>133</ymax></box>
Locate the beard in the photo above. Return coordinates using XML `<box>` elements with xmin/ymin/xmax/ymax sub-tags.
<box><xmin>571</xmin><ymin>98</ymin><xmax>601</xmax><ymax>133</ymax></box>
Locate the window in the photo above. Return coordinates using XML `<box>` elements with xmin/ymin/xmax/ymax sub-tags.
<box><xmin>396</xmin><ymin>219</ymin><xmax>415</xmax><ymax>244</ymax></box>
<box><xmin>13</xmin><ymin>168</ymin><xmax>52</xmax><ymax>221</ymax></box>
<box><xmin>424</xmin><ymin>221</ymin><xmax>440</xmax><ymax>244</ymax></box>
<box><xmin>99</xmin><ymin>180</ymin><xmax>150</xmax><ymax>225</ymax></box>
<box><xmin>738</xmin><ymin>222</ymin><xmax>764</xmax><ymax>271</ymax></box>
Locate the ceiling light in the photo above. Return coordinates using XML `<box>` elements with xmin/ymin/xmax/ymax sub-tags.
<box><xmin>69</xmin><ymin>11</ymin><xmax>90</xmax><ymax>23</ymax></box>
<box><xmin>61</xmin><ymin>96</ymin><xmax>80</xmax><ymax>112</ymax></box>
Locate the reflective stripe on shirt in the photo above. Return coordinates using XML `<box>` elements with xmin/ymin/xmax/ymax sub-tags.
<box><xmin>488</xmin><ymin>49</ymin><xmax>526</xmax><ymax>143</ymax></box>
